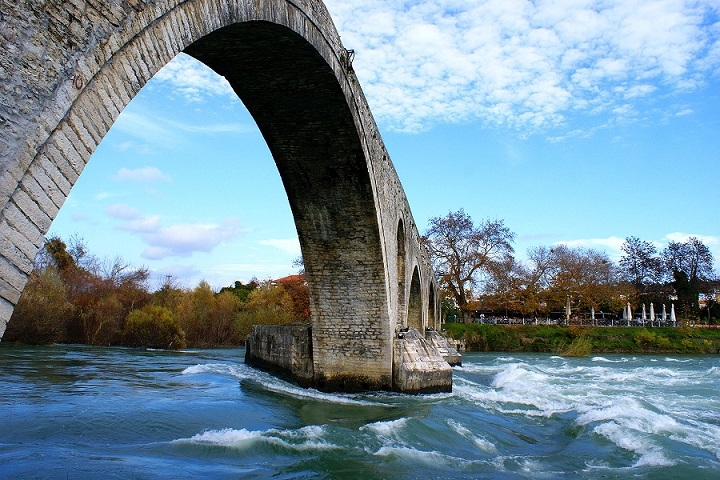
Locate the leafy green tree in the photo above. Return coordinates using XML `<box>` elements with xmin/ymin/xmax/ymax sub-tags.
<box><xmin>218</xmin><ymin>279</ymin><xmax>258</xmax><ymax>303</ymax></box>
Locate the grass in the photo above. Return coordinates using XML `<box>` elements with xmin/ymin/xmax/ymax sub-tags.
<box><xmin>443</xmin><ymin>323</ymin><xmax>720</xmax><ymax>355</ymax></box>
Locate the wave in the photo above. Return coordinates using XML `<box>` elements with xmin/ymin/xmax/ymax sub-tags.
<box><xmin>373</xmin><ymin>445</ymin><xmax>478</xmax><ymax>468</ymax></box>
<box><xmin>182</xmin><ymin>361</ymin><xmax>382</xmax><ymax>406</ymax></box>
<box><xmin>173</xmin><ymin>425</ymin><xmax>337</xmax><ymax>452</ymax></box>
<box><xmin>447</xmin><ymin>419</ymin><xmax>498</xmax><ymax>454</ymax></box>
<box><xmin>181</xmin><ymin>363</ymin><xmax>235</xmax><ymax>375</ymax></box>
<box><xmin>593</xmin><ymin>421</ymin><xmax>675</xmax><ymax>467</ymax></box>
<box><xmin>361</xmin><ymin>417</ymin><xmax>409</xmax><ymax>439</ymax></box>
<box><xmin>664</xmin><ymin>357</ymin><xmax>692</xmax><ymax>363</ymax></box>
<box><xmin>591</xmin><ymin>356</ymin><xmax>632</xmax><ymax>363</ymax></box>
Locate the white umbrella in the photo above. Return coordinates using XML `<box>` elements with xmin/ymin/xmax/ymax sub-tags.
<box><xmin>650</xmin><ymin>303</ymin><xmax>655</xmax><ymax>326</ymax></box>
<box><xmin>627</xmin><ymin>303</ymin><xmax>633</xmax><ymax>325</ymax></box>
<box><xmin>671</xmin><ymin>303</ymin><xmax>676</xmax><ymax>324</ymax></box>
<box><xmin>662</xmin><ymin>304</ymin><xmax>667</xmax><ymax>322</ymax></box>
<box><xmin>591</xmin><ymin>306</ymin><xmax>595</xmax><ymax>325</ymax></box>
<box><xmin>565</xmin><ymin>297</ymin><xmax>571</xmax><ymax>324</ymax></box>
<box><xmin>642</xmin><ymin>304</ymin><xmax>646</xmax><ymax>325</ymax></box>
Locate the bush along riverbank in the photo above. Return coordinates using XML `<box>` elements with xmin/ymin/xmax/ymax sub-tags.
<box><xmin>443</xmin><ymin>323</ymin><xmax>720</xmax><ymax>356</ymax></box>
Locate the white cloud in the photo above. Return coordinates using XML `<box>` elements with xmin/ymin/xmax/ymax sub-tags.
<box><xmin>106</xmin><ymin>204</ymin><xmax>141</xmax><ymax>220</ymax></box>
<box><xmin>114</xmin><ymin>167</ymin><xmax>171</xmax><ymax>183</ymax></box>
<box><xmin>138</xmin><ymin>218</ymin><xmax>243</xmax><ymax>260</ymax></box>
<box><xmin>555</xmin><ymin>236</ymin><xmax>627</xmax><ymax>260</ymax></box>
<box><xmin>664</xmin><ymin>232</ymin><xmax>720</xmax><ymax>247</ymax></box>
<box><xmin>555</xmin><ymin>233</ymin><xmax>720</xmax><ymax>269</ymax></box>
<box><xmin>118</xmin><ymin>215</ymin><xmax>162</xmax><ymax>234</ymax></box>
<box><xmin>153</xmin><ymin>53</ymin><xmax>235</xmax><ymax>101</ymax></box>
<box><xmin>112</xmin><ymin>109</ymin><xmax>252</xmax><ymax>148</ymax></box>
<box><xmin>324</xmin><ymin>0</ymin><xmax>720</xmax><ymax>134</ymax></box>
<box><xmin>259</xmin><ymin>238</ymin><xmax>302</xmax><ymax>255</ymax></box>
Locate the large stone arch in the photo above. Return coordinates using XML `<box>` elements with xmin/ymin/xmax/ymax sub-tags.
<box><xmin>0</xmin><ymin>0</ymin><xmax>448</xmax><ymax>391</ymax></box>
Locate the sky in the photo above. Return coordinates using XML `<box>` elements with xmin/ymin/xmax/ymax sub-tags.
<box><xmin>49</xmin><ymin>0</ymin><xmax>720</xmax><ymax>291</ymax></box>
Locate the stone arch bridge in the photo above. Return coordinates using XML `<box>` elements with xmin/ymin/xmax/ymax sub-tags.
<box><xmin>0</xmin><ymin>0</ymin><xmax>459</xmax><ymax>392</ymax></box>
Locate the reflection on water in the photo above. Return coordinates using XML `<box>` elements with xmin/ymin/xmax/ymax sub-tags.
<box><xmin>1</xmin><ymin>344</ymin><xmax>719</xmax><ymax>479</ymax></box>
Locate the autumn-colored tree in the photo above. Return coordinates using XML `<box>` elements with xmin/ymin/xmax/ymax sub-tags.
<box><xmin>124</xmin><ymin>304</ymin><xmax>186</xmax><ymax>349</ymax></box>
<box><xmin>235</xmin><ymin>280</ymin><xmax>298</xmax><ymax>336</ymax></box>
<box><xmin>3</xmin><ymin>267</ymin><xmax>71</xmax><ymax>344</ymax></box>
<box><xmin>273</xmin><ymin>274</ymin><xmax>310</xmax><ymax>322</ymax></box>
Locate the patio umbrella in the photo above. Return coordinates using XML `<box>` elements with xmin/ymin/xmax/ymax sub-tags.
<box><xmin>650</xmin><ymin>303</ymin><xmax>655</xmax><ymax>326</ymax></box>
<box><xmin>642</xmin><ymin>304</ymin><xmax>646</xmax><ymax>326</ymax></box>
<box><xmin>671</xmin><ymin>303</ymin><xmax>676</xmax><ymax>324</ymax></box>
<box><xmin>565</xmin><ymin>296</ymin><xmax>571</xmax><ymax>324</ymax></box>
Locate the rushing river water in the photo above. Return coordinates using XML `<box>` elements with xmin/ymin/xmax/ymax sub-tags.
<box><xmin>1</xmin><ymin>344</ymin><xmax>719</xmax><ymax>479</ymax></box>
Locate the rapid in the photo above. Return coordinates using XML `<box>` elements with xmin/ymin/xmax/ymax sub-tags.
<box><xmin>1</xmin><ymin>344</ymin><xmax>718</xmax><ymax>479</ymax></box>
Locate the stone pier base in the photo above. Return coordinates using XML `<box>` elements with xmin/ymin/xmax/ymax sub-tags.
<box><xmin>392</xmin><ymin>328</ymin><xmax>453</xmax><ymax>394</ymax></box>
<box><xmin>245</xmin><ymin>323</ymin><xmax>315</xmax><ymax>387</ymax></box>
<box><xmin>245</xmin><ymin>324</ymin><xmax>455</xmax><ymax>393</ymax></box>
<box><xmin>425</xmin><ymin>328</ymin><xmax>462</xmax><ymax>366</ymax></box>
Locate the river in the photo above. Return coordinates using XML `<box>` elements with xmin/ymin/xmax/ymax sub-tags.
<box><xmin>0</xmin><ymin>344</ymin><xmax>718</xmax><ymax>479</ymax></box>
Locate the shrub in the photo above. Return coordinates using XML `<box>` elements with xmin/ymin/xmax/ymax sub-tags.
<box><xmin>635</xmin><ymin>330</ymin><xmax>657</xmax><ymax>350</ymax></box>
<box><xmin>124</xmin><ymin>305</ymin><xmax>186</xmax><ymax>349</ymax></box>
<box><xmin>5</xmin><ymin>268</ymin><xmax>71</xmax><ymax>344</ymax></box>
<box><xmin>561</xmin><ymin>337</ymin><xmax>592</xmax><ymax>357</ymax></box>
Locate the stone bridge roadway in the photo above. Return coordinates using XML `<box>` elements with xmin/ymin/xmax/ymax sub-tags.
<box><xmin>0</xmin><ymin>0</ymin><xmax>458</xmax><ymax>392</ymax></box>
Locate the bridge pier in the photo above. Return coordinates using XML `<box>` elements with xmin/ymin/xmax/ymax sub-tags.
<box><xmin>245</xmin><ymin>324</ymin><xmax>457</xmax><ymax>393</ymax></box>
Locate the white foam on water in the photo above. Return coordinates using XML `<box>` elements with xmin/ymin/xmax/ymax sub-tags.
<box><xmin>591</xmin><ymin>356</ymin><xmax>631</xmax><ymax>363</ymax></box>
<box><xmin>174</xmin><ymin>425</ymin><xmax>337</xmax><ymax>451</ymax></box>
<box><xmin>577</xmin><ymin>396</ymin><xmax>681</xmax><ymax>433</ymax></box>
<box><xmin>447</xmin><ymin>419</ymin><xmax>498</xmax><ymax>454</ymax></box>
<box><xmin>454</xmin><ymin>364</ymin><xmax>576</xmax><ymax>417</ymax></box>
<box><xmin>252</xmin><ymin>377</ymin><xmax>380</xmax><ymax>406</ymax></box>
<box><xmin>593</xmin><ymin>422</ymin><xmax>674</xmax><ymax>467</ymax></box>
<box><xmin>181</xmin><ymin>363</ymin><xmax>234</xmax><ymax>375</ymax></box>
<box><xmin>361</xmin><ymin>417</ymin><xmax>409</xmax><ymax>440</ymax></box>
<box><xmin>491</xmin><ymin>362</ymin><xmax>550</xmax><ymax>389</ymax></box>
<box><xmin>664</xmin><ymin>357</ymin><xmax>692</xmax><ymax>363</ymax></box>
<box><xmin>575</xmin><ymin>396</ymin><xmax>695</xmax><ymax>467</ymax></box>
<box><xmin>184</xmin><ymin>427</ymin><xmax>263</xmax><ymax>444</ymax></box>
<box><xmin>183</xmin><ymin>362</ymin><xmax>382</xmax><ymax>406</ymax></box>
<box><xmin>373</xmin><ymin>445</ymin><xmax>476</xmax><ymax>468</ymax></box>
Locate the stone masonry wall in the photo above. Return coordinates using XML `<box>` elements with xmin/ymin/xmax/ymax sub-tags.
<box><xmin>245</xmin><ymin>323</ymin><xmax>314</xmax><ymax>386</ymax></box>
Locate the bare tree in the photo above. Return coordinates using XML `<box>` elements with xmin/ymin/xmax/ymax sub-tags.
<box><xmin>423</xmin><ymin>209</ymin><xmax>515</xmax><ymax>320</ymax></box>
<box><xmin>619</xmin><ymin>236</ymin><xmax>662</xmax><ymax>289</ymax></box>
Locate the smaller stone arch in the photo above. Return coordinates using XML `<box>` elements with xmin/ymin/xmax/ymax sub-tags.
<box><xmin>396</xmin><ymin>218</ymin><xmax>406</xmax><ymax>328</ymax></box>
<box><xmin>407</xmin><ymin>266</ymin><xmax>423</xmax><ymax>331</ymax></box>
<box><xmin>428</xmin><ymin>282</ymin><xmax>437</xmax><ymax>330</ymax></box>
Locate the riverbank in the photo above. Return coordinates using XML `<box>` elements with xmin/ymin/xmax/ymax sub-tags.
<box><xmin>443</xmin><ymin>323</ymin><xmax>720</xmax><ymax>355</ymax></box>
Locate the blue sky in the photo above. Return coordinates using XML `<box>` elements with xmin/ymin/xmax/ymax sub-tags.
<box><xmin>50</xmin><ymin>0</ymin><xmax>720</xmax><ymax>290</ymax></box>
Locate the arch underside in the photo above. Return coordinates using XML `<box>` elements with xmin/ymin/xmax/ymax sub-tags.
<box><xmin>184</xmin><ymin>22</ymin><xmax>390</xmax><ymax>388</ymax></box>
